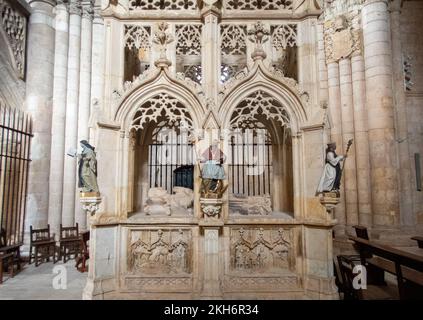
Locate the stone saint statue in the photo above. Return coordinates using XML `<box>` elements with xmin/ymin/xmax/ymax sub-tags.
<box><xmin>199</xmin><ymin>139</ymin><xmax>227</xmax><ymax>198</ymax></box>
<box><xmin>316</xmin><ymin>142</ymin><xmax>347</xmax><ymax>195</ymax></box>
<box><xmin>77</xmin><ymin>140</ymin><xmax>99</xmax><ymax>193</ymax></box>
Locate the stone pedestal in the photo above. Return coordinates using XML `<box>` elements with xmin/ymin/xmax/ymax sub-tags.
<box><xmin>200</xmin><ymin>197</ymin><xmax>223</xmax><ymax>220</ymax></box>
<box><xmin>319</xmin><ymin>192</ymin><xmax>340</xmax><ymax>218</ymax></box>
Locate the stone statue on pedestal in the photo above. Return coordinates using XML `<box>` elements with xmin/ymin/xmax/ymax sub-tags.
<box><xmin>316</xmin><ymin>142</ymin><xmax>347</xmax><ymax>196</ymax></box>
<box><xmin>77</xmin><ymin>140</ymin><xmax>99</xmax><ymax>194</ymax></box>
<box><xmin>199</xmin><ymin>139</ymin><xmax>228</xmax><ymax>198</ymax></box>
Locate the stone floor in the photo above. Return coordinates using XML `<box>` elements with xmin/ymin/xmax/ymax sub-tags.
<box><xmin>0</xmin><ymin>260</ymin><xmax>86</xmax><ymax>300</ymax></box>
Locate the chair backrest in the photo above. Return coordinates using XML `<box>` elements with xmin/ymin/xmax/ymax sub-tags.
<box><xmin>353</xmin><ymin>225</ymin><xmax>369</xmax><ymax>240</ymax></box>
<box><xmin>337</xmin><ymin>255</ymin><xmax>363</xmax><ymax>300</ymax></box>
<box><xmin>30</xmin><ymin>225</ymin><xmax>51</xmax><ymax>243</ymax></box>
<box><xmin>0</xmin><ymin>228</ymin><xmax>7</xmax><ymax>247</ymax></box>
<box><xmin>60</xmin><ymin>223</ymin><xmax>79</xmax><ymax>240</ymax></box>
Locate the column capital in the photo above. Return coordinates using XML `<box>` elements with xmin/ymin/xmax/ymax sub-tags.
<box><xmin>81</xmin><ymin>4</ymin><xmax>94</xmax><ymax>20</ymax></box>
<box><xmin>68</xmin><ymin>0</ymin><xmax>81</xmax><ymax>15</ymax></box>
<box><xmin>28</xmin><ymin>0</ymin><xmax>57</xmax><ymax>7</ymax></box>
<box><xmin>200</xmin><ymin>5</ymin><xmax>221</xmax><ymax>24</ymax></box>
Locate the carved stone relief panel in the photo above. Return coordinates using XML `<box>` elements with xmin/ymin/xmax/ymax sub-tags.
<box><xmin>230</xmin><ymin>227</ymin><xmax>294</xmax><ymax>273</ymax></box>
<box><xmin>0</xmin><ymin>0</ymin><xmax>27</xmax><ymax>79</ymax></box>
<box><xmin>323</xmin><ymin>11</ymin><xmax>362</xmax><ymax>63</ymax></box>
<box><xmin>127</xmin><ymin>228</ymin><xmax>192</xmax><ymax>275</ymax></box>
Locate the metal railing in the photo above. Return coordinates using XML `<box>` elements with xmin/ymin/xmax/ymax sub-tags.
<box><xmin>0</xmin><ymin>103</ymin><xmax>32</xmax><ymax>246</ymax></box>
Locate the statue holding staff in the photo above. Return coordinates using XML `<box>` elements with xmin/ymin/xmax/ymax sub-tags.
<box><xmin>316</xmin><ymin>140</ymin><xmax>352</xmax><ymax>195</ymax></box>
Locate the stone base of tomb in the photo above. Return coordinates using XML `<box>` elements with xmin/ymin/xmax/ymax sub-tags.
<box><xmin>82</xmin><ymin>214</ymin><xmax>339</xmax><ymax>300</ymax></box>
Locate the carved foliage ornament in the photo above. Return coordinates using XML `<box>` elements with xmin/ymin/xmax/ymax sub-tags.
<box><xmin>128</xmin><ymin>229</ymin><xmax>191</xmax><ymax>274</ymax></box>
<box><xmin>131</xmin><ymin>93</ymin><xmax>194</xmax><ymax>131</ymax></box>
<box><xmin>0</xmin><ymin>0</ymin><xmax>27</xmax><ymax>78</ymax></box>
<box><xmin>231</xmin><ymin>227</ymin><xmax>292</xmax><ymax>272</ymax></box>
<box><xmin>129</xmin><ymin>0</ymin><xmax>197</xmax><ymax>10</ymax></box>
<box><xmin>225</xmin><ymin>0</ymin><xmax>293</xmax><ymax>10</ymax></box>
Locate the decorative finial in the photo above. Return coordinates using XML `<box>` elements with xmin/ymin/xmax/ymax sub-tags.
<box><xmin>153</xmin><ymin>22</ymin><xmax>174</xmax><ymax>69</ymax></box>
<box><xmin>248</xmin><ymin>21</ymin><xmax>270</xmax><ymax>61</ymax></box>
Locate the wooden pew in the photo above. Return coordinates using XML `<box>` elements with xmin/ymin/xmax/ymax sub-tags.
<box><xmin>349</xmin><ymin>236</ymin><xmax>423</xmax><ymax>299</ymax></box>
<box><xmin>411</xmin><ymin>236</ymin><xmax>423</xmax><ymax>249</ymax></box>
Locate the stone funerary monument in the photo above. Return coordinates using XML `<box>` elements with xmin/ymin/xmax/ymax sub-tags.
<box><xmin>0</xmin><ymin>0</ymin><xmax>422</xmax><ymax>299</ymax></box>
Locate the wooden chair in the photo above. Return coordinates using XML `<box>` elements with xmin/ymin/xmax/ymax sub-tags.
<box><xmin>0</xmin><ymin>228</ymin><xmax>21</xmax><ymax>274</ymax></box>
<box><xmin>59</xmin><ymin>223</ymin><xmax>81</xmax><ymax>263</ymax></box>
<box><xmin>75</xmin><ymin>231</ymin><xmax>90</xmax><ymax>272</ymax></box>
<box><xmin>29</xmin><ymin>225</ymin><xmax>57</xmax><ymax>267</ymax></box>
<box><xmin>0</xmin><ymin>252</ymin><xmax>14</xmax><ymax>284</ymax></box>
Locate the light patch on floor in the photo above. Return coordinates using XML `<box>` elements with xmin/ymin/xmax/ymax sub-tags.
<box><xmin>0</xmin><ymin>260</ymin><xmax>87</xmax><ymax>300</ymax></box>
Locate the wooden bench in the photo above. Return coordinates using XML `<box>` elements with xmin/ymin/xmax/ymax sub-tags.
<box><xmin>349</xmin><ymin>236</ymin><xmax>423</xmax><ymax>299</ymax></box>
<box><xmin>411</xmin><ymin>236</ymin><xmax>423</xmax><ymax>249</ymax></box>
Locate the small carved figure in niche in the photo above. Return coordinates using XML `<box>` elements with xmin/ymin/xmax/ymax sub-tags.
<box><xmin>199</xmin><ymin>139</ymin><xmax>228</xmax><ymax>198</ymax></box>
<box><xmin>316</xmin><ymin>142</ymin><xmax>347</xmax><ymax>196</ymax></box>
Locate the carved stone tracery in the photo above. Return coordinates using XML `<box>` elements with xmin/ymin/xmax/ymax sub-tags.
<box><xmin>221</xmin><ymin>24</ymin><xmax>247</xmax><ymax>56</ymax></box>
<box><xmin>125</xmin><ymin>24</ymin><xmax>151</xmax><ymax>51</ymax></box>
<box><xmin>130</xmin><ymin>93</ymin><xmax>194</xmax><ymax>131</ymax></box>
<box><xmin>225</xmin><ymin>0</ymin><xmax>293</xmax><ymax>10</ymax></box>
<box><xmin>230</xmin><ymin>90</ymin><xmax>290</xmax><ymax>129</ymax></box>
<box><xmin>129</xmin><ymin>0</ymin><xmax>197</xmax><ymax>10</ymax></box>
<box><xmin>0</xmin><ymin>0</ymin><xmax>27</xmax><ymax>79</ymax></box>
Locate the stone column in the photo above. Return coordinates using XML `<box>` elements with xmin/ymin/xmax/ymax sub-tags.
<box><xmin>48</xmin><ymin>0</ymin><xmax>69</xmax><ymax>236</ymax></box>
<box><xmin>202</xmin><ymin>227</ymin><xmax>221</xmax><ymax>298</ymax></box>
<box><xmin>201</xmin><ymin>6</ymin><xmax>220</xmax><ymax>102</ymax></box>
<box><xmin>317</xmin><ymin>20</ymin><xmax>328</xmax><ymax>104</ymax></box>
<box><xmin>62</xmin><ymin>0</ymin><xmax>81</xmax><ymax>226</ymax></box>
<box><xmin>351</xmin><ymin>54</ymin><xmax>372</xmax><ymax>227</ymax></box>
<box><xmin>77</xmin><ymin>0</ymin><xmax>93</xmax><ymax>143</ymax></box>
<box><xmin>297</xmin><ymin>18</ymin><xmax>318</xmax><ymax>107</ymax></box>
<box><xmin>339</xmin><ymin>58</ymin><xmax>359</xmax><ymax>226</ymax></box>
<box><xmin>327</xmin><ymin>62</ymin><xmax>346</xmax><ymax>228</ymax></box>
<box><xmin>89</xmin><ymin>5</ymin><xmax>105</xmax><ymax>142</ymax></box>
<box><xmin>390</xmin><ymin>0</ymin><xmax>414</xmax><ymax>226</ymax></box>
<box><xmin>362</xmin><ymin>0</ymin><xmax>399</xmax><ymax>226</ymax></box>
<box><xmin>75</xmin><ymin>0</ymin><xmax>93</xmax><ymax>230</ymax></box>
<box><xmin>24</xmin><ymin>0</ymin><xmax>56</xmax><ymax>231</ymax></box>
